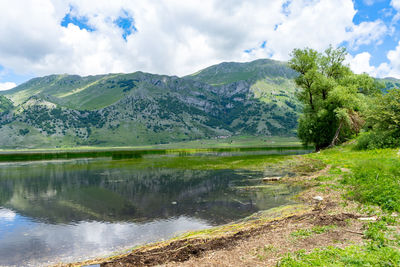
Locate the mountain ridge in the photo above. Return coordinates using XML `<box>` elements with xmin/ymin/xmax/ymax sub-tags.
<box><xmin>0</xmin><ymin>59</ymin><xmax>316</xmax><ymax>148</ymax></box>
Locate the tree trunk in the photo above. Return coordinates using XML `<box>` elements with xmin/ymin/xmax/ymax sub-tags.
<box><xmin>329</xmin><ymin>120</ymin><xmax>343</xmax><ymax>148</ymax></box>
<box><xmin>315</xmin><ymin>144</ymin><xmax>321</xmax><ymax>152</ymax></box>
<box><xmin>309</xmin><ymin>91</ymin><xmax>314</xmax><ymax>110</ymax></box>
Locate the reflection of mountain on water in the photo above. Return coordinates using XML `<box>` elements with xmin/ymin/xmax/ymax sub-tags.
<box><xmin>0</xmin><ymin>159</ymin><xmax>299</xmax><ymax>225</ymax></box>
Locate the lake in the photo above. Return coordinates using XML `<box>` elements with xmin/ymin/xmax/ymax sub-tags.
<box><xmin>0</xmin><ymin>148</ymin><xmax>306</xmax><ymax>266</ymax></box>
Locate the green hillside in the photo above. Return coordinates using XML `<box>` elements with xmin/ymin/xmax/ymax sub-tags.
<box><xmin>186</xmin><ymin>59</ymin><xmax>297</xmax><ymax>85</ymax></box>
<box><xmin>2</xmin><ymin>73</ymin><xmax>135</xmax><ymax>110</ymax></box>
<box><xmin>0</xmin><ymin>59</ymin><xmax>302</xmax><ymax>148</ymax></box>
<box><xmin>379</xmin><ymin>77</ymin><xmax>400</xmax><ymax>93</ymax></box>
<box><xmin>0</xmin><ymin>95</ymin><xmax>13</xmax><ymax>113</ymax></box>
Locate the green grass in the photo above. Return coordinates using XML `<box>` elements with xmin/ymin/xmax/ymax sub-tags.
<box><xmin>281</xmin><ymin>215</ymin><xmax>400</xmax><ymax>266</ymax></box>
<box><xmin>343</xmin><ymin>159</ymin><xmax>400</xmax><ymax>211</ymax></box>
<box><xmin>290</xmin><ymin>225</ymin><xmax>335</xmax><ymax>239</ymax></box>
<box><xmin>279</xmin><ymin>245</ymin><xmax>400</xmax><ymax>266</ymax></box>
<box><xmin>256</xmin><ymin>245</ymin><xmax>277</xmax><ymax>261</ymax></box>
<box><xmin>306</xmin><ymin>146</ymin><xmax>400</xmax><ymax>212</ymax></box>
<box><xmin>278</xmin><ymin>144</ymin><xmax>400</xmax><ymax>266</ymax></box>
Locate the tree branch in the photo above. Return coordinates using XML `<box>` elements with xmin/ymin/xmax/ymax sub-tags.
<box><xmin>329</xmin><ymin>119</ymin><xmax>343</xmax><ymax>148</ymax></box>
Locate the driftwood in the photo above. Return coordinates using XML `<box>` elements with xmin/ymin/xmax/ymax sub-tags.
<box><xmin>262</xmin><ymin>176</ymin><xmax>281</xmax><ymax>182</ymax></box>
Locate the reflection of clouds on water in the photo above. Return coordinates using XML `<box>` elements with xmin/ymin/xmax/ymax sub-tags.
<box><xmin>0</xmin><ymin>208</ymin><xmax>16</xmax><ymax>221</ymax></box>
<box><xmin>0</xmin><ymin>157</ymin><xmax>300</xmax><ymax>266</ymax></box>
<box><xmin>0</xmin><ymin>215</ymin><xmax>209</xmax><ymax>266</ymax></box>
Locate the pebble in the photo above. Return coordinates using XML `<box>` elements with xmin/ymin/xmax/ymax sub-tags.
<box><xmin>312</xmin><ymin>196</ymin><xmax>324</xmax><ymax>201</ymax></box>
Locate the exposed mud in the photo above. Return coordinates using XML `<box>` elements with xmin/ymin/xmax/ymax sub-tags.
<box><xmin>99</xmin><ymin>211</ymin><xmax>361</xmax><ymax>267</ymax></box>
<box><xmin>313</xmin><ymin>213</ymin><xmax>360</xmax><ymax>227</ymax></box>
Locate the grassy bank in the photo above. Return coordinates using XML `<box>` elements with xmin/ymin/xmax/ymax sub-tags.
<box><xmin>279</xmin><ymin>145</ymin><xmax>400</xmax><ymax>266</ymax></box>
<box><xmin>308</xmin><ymin>146</ymin><xmax>400</xmax><ymax>212</ymax></box>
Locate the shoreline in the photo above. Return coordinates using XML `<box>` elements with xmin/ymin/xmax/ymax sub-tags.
<box><xmin>58</xmin><ymin>146</ymin><xmax>392</xmax><ymax>267</ymax></box>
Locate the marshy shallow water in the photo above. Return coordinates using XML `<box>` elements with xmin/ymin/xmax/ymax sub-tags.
<box><xmin>0</xmin><ymin>149</ymin><xmax>307</xmax><ymax>266</ymax></box>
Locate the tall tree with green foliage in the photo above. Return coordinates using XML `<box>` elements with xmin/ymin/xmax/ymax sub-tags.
<box><xmin>289</xmin><ymin>46</ymin><xmax>380</xmax><ymax>150</ymax></box>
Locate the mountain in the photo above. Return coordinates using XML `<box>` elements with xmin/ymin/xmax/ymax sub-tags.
<box><xmin>379</xmin><ymin>77</ymin><xmax>400</xmax><ymax>93</ymax></box>
<box><xmin>0</xmin><ymin>59</ymin><xmax>301</xmax><ymax>149</ymax></box>
<box><xmin>185</xmin><ymin>59</ymin><xmax>296</xmax><ymax>85</ymax></box>
<box><xmin>0</xmin><ymin>96</ymin><xmax>13</xmax><ymax>113</ymax></box>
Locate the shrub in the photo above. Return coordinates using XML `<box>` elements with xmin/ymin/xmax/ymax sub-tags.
<box><xmin>357</xmin><ymin>89</ymin><xmax>400</xmax><ymax>149</ymax></box>
<box><xmin>356</xmin><ymin>131</ymin><xmax>400</xmax><ymax>150</ymax></box>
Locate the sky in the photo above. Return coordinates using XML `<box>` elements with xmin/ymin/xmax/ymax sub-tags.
<box><xmin>0</xmin><ymin>0</ymin><xmax>399</xmax><ymax>91</ymax></box>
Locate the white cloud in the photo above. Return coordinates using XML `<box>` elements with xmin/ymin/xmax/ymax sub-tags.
<box><xmin>265</xmin><ymin>0</ymin><xmax>356</xmax><ymax>60</ymax></box>
<box><xmin>0</xmin><ymin>208</ymin><xmax>16</xmax><ymax>221</ymax></box>
<box><xmin>346</xmin><ymin>52</ymin><xmax>389</xmax><ymax>78</ymax></box>
<box><xmin>392</xmin><ymin>0</ymin><xmax>400</xmax><ymax>10</ymax></box>
<box><xmin>391</xmin><ymin>0</ymin><xmax>400</xmax><ymax>24</ymax></box>
<box><xmin>0</xmin><ymin>82</ymin><xmax>16</xmax><ymax>91</ymax></box>
<box><xmin>385</xmin><ymin>41</ymin><xmax>400</xmax><ymax>77</ymax></box>
<box><xmin>0</xmin><ymin>0</ymin><xmax>393</xmax><ymax>79</ymax></box>
<box><xmin>347</xmin><ymin>41</ymin><xmax>400</xmax><ymax>78</ymax></box>
<box><xmin>347</xmin><ymin>52</ymin><xmax>376</xmax><ymax>75</ymax></box>
<box><xmin>347</xmin><ymin>20</ymin><xmax>387</xmax><ymax>49</ymax></box>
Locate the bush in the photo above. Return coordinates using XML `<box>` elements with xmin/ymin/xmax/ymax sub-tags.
<box><xmin>357</xmin><ymin>88</ymin><xmax>400</xmax><ymax>149</ymax></box>
<box><xmin>18</xmin><ymin>128</ymin><xmax>30</xmax><ymax>136</ymax></box>
<box><xmin>355</xmin><ymin>131</ymin><xmax>400</xmax><ymax>150</ymax></box>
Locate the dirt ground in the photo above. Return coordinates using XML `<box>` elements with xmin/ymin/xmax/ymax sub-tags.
<box><xmin>91</xmin><ymin>164</ymin><xmax>368</xmax><ymax>267</ymax></box>
<box><xmin>99</xmin><ymin>211</ymin><xmax>363</xmax><ymax>267</ymax></box>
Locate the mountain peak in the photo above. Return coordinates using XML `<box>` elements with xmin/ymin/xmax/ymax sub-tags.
<box><xmin>185</xmin><ymin>58</ymin><xmax>297</xmax><ymax>86</ymax></box>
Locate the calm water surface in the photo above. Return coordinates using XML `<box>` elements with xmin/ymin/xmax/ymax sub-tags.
<box><xmin>0</xmin><ymin>152</ymin><xmax>302</xmax><ymax>266</ymax></box>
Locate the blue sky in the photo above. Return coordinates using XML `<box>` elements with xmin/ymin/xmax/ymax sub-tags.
<box><xmin>350</xmin><ymin>0</ymin><xmax>399</xmax><ymax>66</ymax></box>
<box><xmin>0</xmin><ymin>0</ymin><xmax>399</xmax><ymax>90</ymax></box>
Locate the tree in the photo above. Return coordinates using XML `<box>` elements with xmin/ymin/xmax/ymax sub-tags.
<box><xmin>289</xmin><ymin>46</ymin><xmax>380</xmax><ymax>151</ymax></box>
<box><xmin>356</xmin><ymin>88</ymin><xmax>400</xmax><ymax>149</ymax></box>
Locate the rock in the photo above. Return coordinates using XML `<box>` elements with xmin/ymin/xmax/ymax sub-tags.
<box><xmin>358</xmin><ymin>217</ymin><xmax>377</xmax><ymax>221</ymax></box>
<box><xmin>262</xmin><ymin>176</ymin><xmax>281</xmax><ymax>182</ymax></box>
<box><xmin>312</xmin><ymin>196</ymin><xmax>324</xmax><ymax>201</ymax></box>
